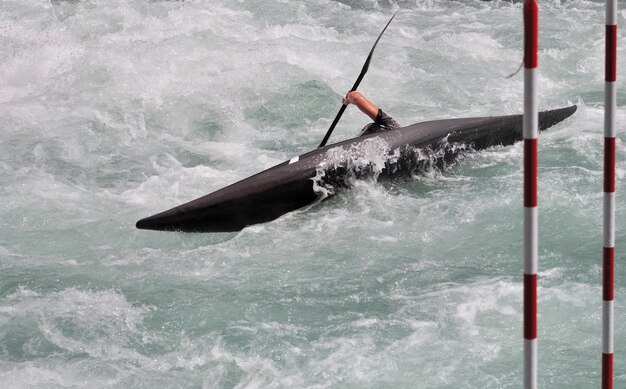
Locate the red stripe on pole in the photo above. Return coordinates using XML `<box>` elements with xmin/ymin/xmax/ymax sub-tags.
<box><xmin>603</xmin><ymin>353</ymin><xmax>613</xmax><ymax>389</ymax></box>
<box><xmin>604</xmin><ymin>247</ymin><xmax>615</xmax><ymax>301</ymax></box>
<box><xmin>524</xmin><ymin>138</ymin><xmax>538</xmax><ymax>207</ymax></box>
<box><xmin>524</xmin><ymin>0</ymin><xmax>538</xmax><ymax>69</ymax></box>
<box><xmin>606</xmin><ymin>25</ymin><xmax>617</xmax><ymax>82</ymax></box>
<box><xmin>524</xmin><ymin>273</ymin><xmax>537</xmax><ymax>340</ymax></box>
<box><xmin>605</xmin><ymin>137</ymin><xmax>616</xmax><ymax>193</ymax></box>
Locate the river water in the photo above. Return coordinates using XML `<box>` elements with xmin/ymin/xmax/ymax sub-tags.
<box><xmin>1</xmin><ymin>0</ymin><xmax>625</xmax><ymax>387</ymax></box>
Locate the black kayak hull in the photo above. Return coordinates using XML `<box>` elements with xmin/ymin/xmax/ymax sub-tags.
<box><xmin>136</xmin><ymin>105</ymin><xmax>577</xmax><ymax>232</ymax></box>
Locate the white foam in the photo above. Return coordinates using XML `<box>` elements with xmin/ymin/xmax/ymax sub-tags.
<box><xmin>0</xmin><ymin>246</ymin><xmax>10</xmax><ymax>257</ymax></box>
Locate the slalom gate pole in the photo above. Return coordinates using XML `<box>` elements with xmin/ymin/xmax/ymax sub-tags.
<box><xmin>603</xmin><ymin>1</ymin><xmax>617</xmax><ymax>388</ymax></box>
<box><xmin>523</xmin><ymin>1</ymin><xmax>539</xmax><ymax>388</ymax></box>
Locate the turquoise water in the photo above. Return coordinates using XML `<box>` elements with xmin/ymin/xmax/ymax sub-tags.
<box><xmin>1</xmin><ymin>0</ymin><xmax>625</xmax><ymax>387</ymax></box>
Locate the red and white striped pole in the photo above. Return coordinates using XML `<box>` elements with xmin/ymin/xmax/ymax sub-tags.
<box><xmin>603</xmin><ymin>1</ymin><xmax>617</xmax><ymax>388</ymax></box>
<box><xmin>523</xmin><ymin>1</ymin><xmax>539</xmax><ymax>388</ymax></box>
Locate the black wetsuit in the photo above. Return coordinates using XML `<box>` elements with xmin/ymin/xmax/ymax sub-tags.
<box><xmin>359</xmin><ymin>109</ymin><xmax>400</xmax><ymax>136</ymax></box>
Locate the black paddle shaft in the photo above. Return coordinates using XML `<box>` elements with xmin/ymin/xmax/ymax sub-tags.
<box><xmin>318</xmin><ymin>11</ymin><xmax>398</xmax><ymax>148</ymax></box>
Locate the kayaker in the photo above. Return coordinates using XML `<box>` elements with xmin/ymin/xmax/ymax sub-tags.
<box><xmin>342</xmin><ymin>91</ymin><xmax>400</xmax><ymax>136</ymax></box>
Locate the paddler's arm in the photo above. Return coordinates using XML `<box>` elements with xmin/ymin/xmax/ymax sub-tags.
<box><xmin>342</xmin><ymin>91</ymin><xmax>379</xmax><ymax>121</ymax></box>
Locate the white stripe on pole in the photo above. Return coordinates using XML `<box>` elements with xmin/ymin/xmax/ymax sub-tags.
<box><xmin>606</xmin><ymin>0</ymin><xmax>617</xmax><ymax>26</ymax></box>
<box><xmin>605</xmin><ymin>82</ymin><xmax>617</xmax><ymax>138</ymax></box>
<box><xmin>524</xmin><ymin>207</ymin><xmax>538</xmax><ymax>275</ymax></box>
<box><xmin>603</xmin><ymin>300</ymin><xmax>615</xmax><ymax>354</ymax></box>
<box><xmin>523</xmin><ymin>68</ymin><xmax>539</xmax><ymax>139</ymax></box>
<box><xmin>524</xmin><ymin>338</ymin><xmax>537</xmax><ymax>387</ymax></box>
<box><xmin>604</xmin><ymin>193</ymin><xmax>616</xmax><ymax>248</ymax></box>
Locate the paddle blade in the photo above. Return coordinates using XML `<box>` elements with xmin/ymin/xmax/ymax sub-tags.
<box><xmin>318</xmin><ymin>10</ymin><xmax>399</xmax><ymax>148</ymax></box>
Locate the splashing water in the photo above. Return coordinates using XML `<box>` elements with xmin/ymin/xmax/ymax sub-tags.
<box><xmin>312</xmin><ymin>134</ymin><xmax>472</xmax><ymax>199</ymax></box>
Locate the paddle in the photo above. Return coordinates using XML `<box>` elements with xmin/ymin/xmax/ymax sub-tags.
<box><xmin>318</xmin><ymin>11</ymin><xmax>398</xmax><ymax>148</ymax></box>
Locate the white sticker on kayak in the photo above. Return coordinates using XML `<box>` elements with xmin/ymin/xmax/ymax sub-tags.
<box><xmin>289</xmin><ymin>156</ymin><xmax>299</xmax><ymax>164</ymax></box>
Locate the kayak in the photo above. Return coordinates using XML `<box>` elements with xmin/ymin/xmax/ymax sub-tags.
<box><xmin>136</xmin><ymin>105</ymin><xmax>577</xmax><ymax>232</ymax></box>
